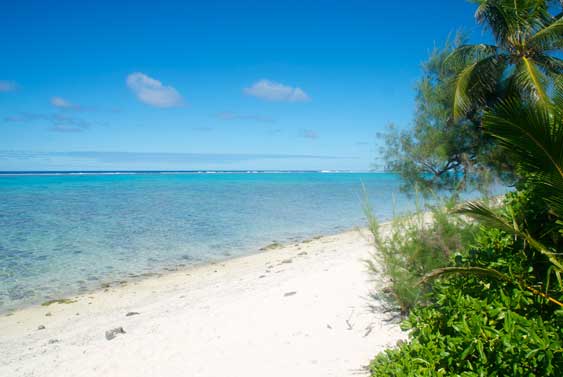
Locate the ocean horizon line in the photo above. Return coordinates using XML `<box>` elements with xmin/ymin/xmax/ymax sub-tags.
<box><xmin>0</xmin><ymin>169</ymin><xmax>388</xmax><ymax>176</ymax></box>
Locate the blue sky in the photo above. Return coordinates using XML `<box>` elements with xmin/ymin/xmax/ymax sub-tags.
<box><xmin>0</xmin><ymin>0</ymin><xmax>482</xmax><ymax>171</ymax></box>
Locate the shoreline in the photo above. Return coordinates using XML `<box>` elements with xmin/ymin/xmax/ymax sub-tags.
<box><xmin>1</xmin><ymin>224</ymin><xmax>364</xmax><ymax>316</ymax></box>
<box><xmin>0</xmin><ymin>223</ymin><xmax>405</xmax><ymax>377</ymax></box>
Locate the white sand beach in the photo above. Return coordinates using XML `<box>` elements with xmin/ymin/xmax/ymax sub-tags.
<box><xmin>0</xmin><ymin>226</ymin><xmax>405</xmax><ymax>377</ymax></box>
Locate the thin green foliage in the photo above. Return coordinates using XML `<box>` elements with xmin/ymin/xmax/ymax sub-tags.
<box><xmin>364</xmin><ymin>191</ymin><xmax>477</xmax><ymax>314</ymax></box>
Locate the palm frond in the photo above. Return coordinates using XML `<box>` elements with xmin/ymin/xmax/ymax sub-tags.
<box><xmin>533</xmin><ymin>55</ymin><xmax>563</xmax><ymax>75</ymax></box>
<box><xmin>527</xmin><ymin>15</ymin><xmax>563</xmax><ymax>51</ymax></box>
<box><xmin>523</xmin><ymin>231</ymin><xmax>563</xmax><ymax>270</ymax></box>
<box><xmin>479</xmin><ymin>100</ymin><xmax>563</xmax><ymax>261</ymax></box>
<box><xmin>455</xmin><ymin>200</ymin><xmax>516</xmax><ymax>234</ymax></box>
<box><xmin>444</xmin><ymin>44</ymin><xmax>498</xmax><ymax>68</ymax></box>
<box><xmin>528</xmin><ymin>171</ymin><xmax>563</xmax><ymax>217</ymax></box>
<box><xmin>456</xmin><ymin>198</ymin><xmax>563</xmax><ymax>270</ymax></box>
<box><xmin>420</xmin><ymin>265</ymin><xmax>563</xmax><ymax>307</ymax></box>
<box><xmin>553</xmin><ymin>74</ymin><xmax>563</xmax><ymax>106</ymax></box>
<box><xmin>514</xmin><ymin>57</ymin><xmax>550</xmax><ymax>106</ymax></box>
<box><xmin>474</xmin><ymin>0</ymin><xmax>551</xmax><ymax>44</ymax></box>
<box><xmin>483</xmin><ymin>99</ymin><xmax>563</xmax><ymax>179</ymax></box>
<box><xmin>452</xmin><ymin>55</ymin><xmax>505</xmax><ymax>119</ymax></box>
<box><xmin>474</xmin><ymin>0</ymin><xmax>515</xmax><ymax>45</ymax></box>
<box><xmin>418</xmin><ymin>266</ymin><xmax>511</xmax><ymax>285</ymax></box>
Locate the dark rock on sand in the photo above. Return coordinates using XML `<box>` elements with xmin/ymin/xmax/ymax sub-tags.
<box><xmin>105</xmin><ymin>327</ymin><xmax>126</xmax><ymax>340</ymax></box>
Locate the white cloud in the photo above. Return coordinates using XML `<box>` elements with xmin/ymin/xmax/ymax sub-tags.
<box><xmin>244</xmin><ymin>79</ymin><xmax>310</xmax><ymax>102</ymax></box>
<box><xmin>126</xmin><ymin>72</ymin><xmax>183</xmax><ymax>108</ymax></box>
<box><xmin>51</xmin><ymin>96</ymin><xmax>76</xmax><ymax>108</ymax></box>
<box><xmin>0</xmin><ymin>81</ymin><xmax>17</xmax><ymax>92</ymax></box>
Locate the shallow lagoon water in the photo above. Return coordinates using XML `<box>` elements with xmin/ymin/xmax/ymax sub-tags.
<box><xmin>0</xmin><ymin>172</ymin><xmax>431</xmax><ymax>312</ymax></box>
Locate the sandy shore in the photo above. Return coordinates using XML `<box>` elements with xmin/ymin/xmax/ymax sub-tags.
<box><xmin>0</xmin><ymin>225</ymin><xmax>405</xmax><ymax>377</ymax></box>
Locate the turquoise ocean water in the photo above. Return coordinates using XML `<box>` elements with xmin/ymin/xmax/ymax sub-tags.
<box><xmin>0</xmin><ymin>172</ymin><xmax>442</xmax><ymax>312</ymax></box>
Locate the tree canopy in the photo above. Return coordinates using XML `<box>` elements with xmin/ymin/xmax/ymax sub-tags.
<box><xmin>381</xmin><ymin>0</ymin><xmax>563</xmax><ymax>194</ymax></box>
<box><xmin>450</xmin><ymin>0</ymin><xmax>563</xmax><ymax>118</ymax></box>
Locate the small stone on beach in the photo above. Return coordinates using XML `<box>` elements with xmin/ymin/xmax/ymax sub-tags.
<box><xmin>126</xmin><ymin>311</ymin><xmax>140</xmax><ymax>317</ymax></box>
<box><xmin>37</xmin><ymin>325</ymin><xmax>45</xmax><ymax>330</ymax></box>
<box><xmin>105</xmin><ymin>327</ymin><xmax>126</xmax><ymax>340</ymax></box>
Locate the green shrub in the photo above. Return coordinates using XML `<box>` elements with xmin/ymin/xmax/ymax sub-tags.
<box><xmin>369</xmin><ymin>219</ymin><xmax>563</xmax><ymax>376</ymax></box>
<box><xmin>370</xmin><ymin>282</ymin><xmax>563</xmax><ymax>376</ymax></box>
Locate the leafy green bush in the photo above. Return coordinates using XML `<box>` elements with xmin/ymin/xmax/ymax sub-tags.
<box><xmin>369</xmin><ymin>187</ymin><xmax>563</xmax><ymax>375</ymax></box>
<box><xmin>369</xmin><ymin>226</ymin><xmax>563</xmax><ymax>376</ymax></box>
<box><xmin>370</xmin><ymin>284</ymin><xmax>563</xmax><ymax>376</ymax></box>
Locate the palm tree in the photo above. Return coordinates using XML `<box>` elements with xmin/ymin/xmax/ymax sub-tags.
<box><xmin>447</xmin><ymin>0</ymin><xmax>563</xmax><ymax>119</ymax></box>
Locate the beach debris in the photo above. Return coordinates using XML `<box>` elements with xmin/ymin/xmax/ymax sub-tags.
<box><xmin>41</xmin><ymin>298</ymin><xmax>76</xmax><ymax>306</ymax></box>
<box><xmin>125</xmin><ymin>311</ymin><xmax>140</xmax><ymax>317</ymax></box>
<box><xmin>259</xmin><ymin>242</ymin><xmax>283</xmax><ymax>251</ymax></box>
<box><xmin>48</xmin><ymin>339</ymin><xmax>59</xmax><ymax>344</ymax></box>
<box><xmin>105</xmin><ymin>327</ymin><xmax>126</xmax><ymax>340</ymax></box>
<box><xmin>346</xmin><ymin>310</ymin><xmax>355</xmax><ymax>330</ymax></box>
<box><xmin>284</xmin><ymin>291</ymin><xmax>297</xmax><ymax>297</ymax></box>
<box><xmin>37</xmin><ymin>325</ymin><xmax>46</xmax><ymax>330</ymax></box>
